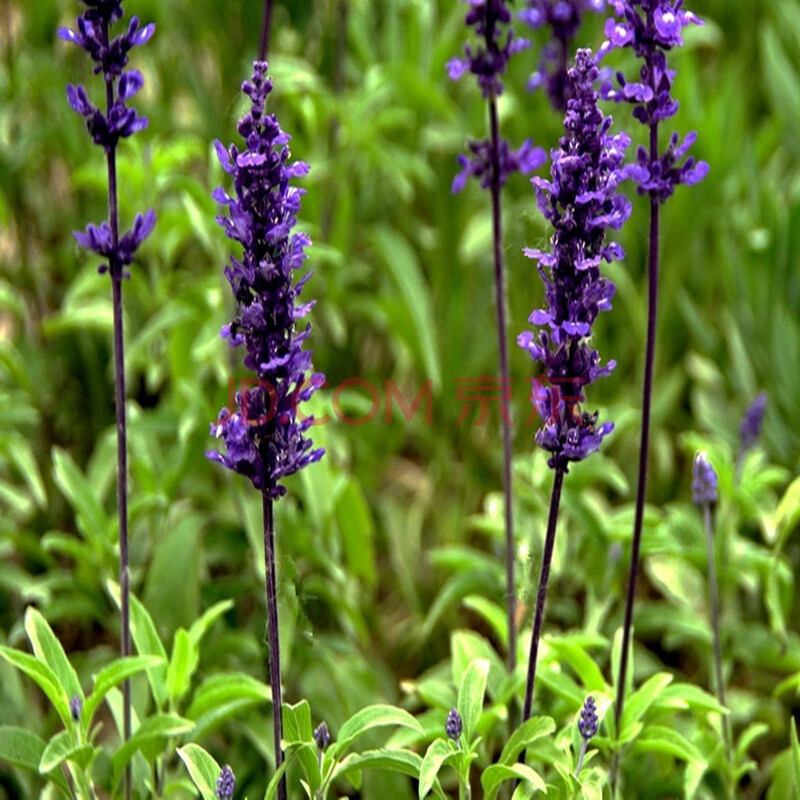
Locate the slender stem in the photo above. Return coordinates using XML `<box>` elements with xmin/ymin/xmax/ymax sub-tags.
<box><xmin>703</xmin><ymin>504</ymin><xmax>732</xmax><ymax>759</ymax></box>
<box><xmin>522</xmin><ymin>467</ymin><xmax>565</xmax><ymax>723</ymax></box>
<box><xmin>488</xmin><ymin>95</ymin><xmax>517</xmax><ymax>676</ymax></box>
<box><xmin>263</xmin><ymin>495</ymin><xmax>286</xmax><ymax>800</ymax></box>
<box><xmin>259</xmin><ymin>0</ymin><xmax>274</xmax><ymax>61</ymax></box>
<box><xmin>615</xmin><ymin>119</ymin><xmax>660</xmax><ymax>731</ymax></box>
<box><xmin>101</xmin><ymin>18</ymin><xmax>131</xmax><ymax>800</ymax></box>
<box><xmin>575</xmin><ymin>738</ymin><xmax>588</xmax><ymax>777</ymax></box>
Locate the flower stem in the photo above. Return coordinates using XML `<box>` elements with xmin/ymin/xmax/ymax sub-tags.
<box><xmin>522</xmin><ymin>467</ymin><xmax>565</xmax><ymax>723</ymax></box>
<box><xmin>102</xmin><ymin>18</ymin><xmax>131</xmax><ymax>800</ymax></box>
<box><xmin>263</xmin><ymin>495</ymin><xmax>286</xmax><ymax>800</ymax></box>
<box><xmin>488</xmin><ymin>95</ymin><xmax>517</xmax><ymax>676</ymax></box>
<box><xmin>615</xmin><ymin>120</ymin><xmax>660</xmax><ymax>731</ymax></box>
<box><xmin>575</xmin><ymin>738</ymin><xmax>589</xmax><ymax>777</ymax></box>
<box><xmin>703</xmin><ymin>503</ymin><xmax>731</xmax><ymax>759</ymax></box>
<box><xmin>259</xmin><ymin>0</ymin><xmax>274</xmax><ymax>61</ymax></box>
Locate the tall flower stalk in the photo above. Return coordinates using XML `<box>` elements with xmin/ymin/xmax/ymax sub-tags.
<box><xmin>518</xmin><ymin>48</ymin><xmax>630</xmax><ymax>721</ymax></box>
<box><xmin>58</xmin><ymin>4</ymin><xmax>155</xmax><ymax>797</ymax></box>
<box><xmin>692</xmin><ymin>452</ymin><xmax>731</xmax><ymax>759</ymax></box>
<box><xmin>448</xmin><ymin>0</ymin><xmax>546</xmax><ymax>672</ymax></box>
<box><xmin>600</xmin><ymin>0</ymin><xmax>708</xmax><ymax>729</ymax></box>
<box><xmin>259</xmin><ymin>0</ymin><xmax>274</xmax><ymax>61</ymax></box>
<box><xmin>520</xmin><ymin>0</ymin><xmax>605</xmax><ymax>110</ymax></box>
<box><xmin>208</xmin><ymin>62</ymin><xmax>324</xmax><ymax>800</ymax></box>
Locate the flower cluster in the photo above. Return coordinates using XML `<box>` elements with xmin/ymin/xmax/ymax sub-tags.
<box><xmin>449</xmin><ymin>0</ymin><xmax>546</xmax><ymax>193</ymax></box>
<box><xmin>448</xmin><ymin>0</ymin><xmax>530</xmax><ymax>98</ymax></box>
<box><xmin>313</xmin><ymin>721</ymin><xmax>331</xmax><ymax>751</ymax></box>
<box><xmin>446</xmin><ymin>707</ymin><xmax>463</xmax><ymax>741</ymax></box>
<box><xmin>740</xmin><ymin>392</ymin><xmax>767</xmax><ymax>453</ymax></box>
<box><xmin>578</xmin><ymin>695</ymin><xmax>598</xmax><ymax>739</ymax></box>
<box><xmin>600</xmin><ymin>0</ymin><xmax>708</xmax><ymax>201</ymax></box>
<box><xmin>692</xmin><ymin>452</ymin><xmax>718</xmax><ymax>506</ymax></box>
<box><xmin>521</xmin><ymin>0</ymin><xmax>605</xmax><ymax>109</ymax></box>
<box><xmin>216</xmin><ymin>764</ymin><xmax>235</xmax><ymax>800</ymax></box>
<box><xmin>59</xmin><ymin>0</ymin><xmax>156</xmax><ymax>275</ymax></box>
<box><xmin>207</xmin><ymin>62</ymin><xmax>324</xmax><ymax>499</ymax></box>
<box><xmin>518</xmin><ymin>49</ymin><xmax>630</xmax><ymax>470</ymax></box>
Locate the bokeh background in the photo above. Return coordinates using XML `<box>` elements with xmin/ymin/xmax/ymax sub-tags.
<box><xmin>2</xmin><ymin>0</ymin><xmax>800</xmax><ymax>796</ymax></box>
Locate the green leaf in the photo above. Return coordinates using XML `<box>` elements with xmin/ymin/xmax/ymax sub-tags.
<box><xmin>499</xmin><ymin>716</ymin><xmax>556</xmax><ymax>765</ymax></box>
<box><xmin>24</xmin><ymin>607</ymin><xmax>82</xmax><ymax>701</ymax></box>
<box><xmin>84</xmin><ymin>656</ymin><xmax>164</xmax><ymax>726</ymax></box>
<box><xmin>419</xmin><ymin>738</ymin><xmax>456</xmax><ymax>798</ymax></box>
<box><xmin>167</xmin><ymin>628</ymin><xmax>199</xmax><ymax>706</ymax></box>
<box><xmin>264</xmin><ymin>743</ymin><xmax>309</xmax><ymax>800</ymax></box>
<box><xmin>457</xmin><ymin>659</ymin><xmax>489</xmax><ymax>741</ymax></box>
<box><xmin>52</xmin><ymin>447</ymin><xmax>108</xmax><ymax>545</ymax></box>
<box><xmin>334</xmin><ymin>748</ymin><xmax>426</xmax><ymax>784</ymax></box>
<box><xmin>334</xmin><ymin>478</ymin><xmax>377</xmax><ymax>587</ymax></box>
<box><xmin>108</xmin><ymin>584</ymin><xmax>168</xmax><ymax>708</ymax></box>
<box><xmin>546</xmin><ymin>639</ymin><xmax>607</xmax><ymax>693</ymax></box>
<box><xmin>461</xmin><ymin>596</ymin><xmax>508</xmax><ymax>646</ymax></box>
<box><xmin>333</xmin><ymin>705</ymin><xmax>424</xmax><ymax>755</ymax></box>
<box><xmin>39</xmin><ymin>729</ymin><xmax>93</xmax><ymax>773</ymax></box>
<box><xmin>187</xmin><ymin>672</ymin><xmax>272</xmax><ymax>720</ymax></box>
<box><xmin>283</xmin><ymin>699</ymin><xmax>313</xmax><ymax>744</ymax></box>
<box><xmin>112</xmin><ymin>713</ymin><xmax>194</xmax><ymax>787</ymax></box>
<box><xmin>177</xmin><ymin>743</ymin><xmax>221</xmax><ymax>800</ymax></box>
<box><xmin>621</xmin><ymin>673</ymin><xmax>674</xmax><ymax>736</ymax></box>
<box><xmin>0</xmin><ymin>726</ymin><xmax>71</xmax><ymax>797</ymax></box>
<box><xmin>736</xmin><ymin>723</ymin><xmax>770</xmax><ymax>761</ymax></box>
<box><xmin>481</xmin><ymin>763</ymin><xmax>547</xmax><ymax>799</ymax></box>
<box><xmin>0</xmin><ymin>646</ymin><xmax>70</xmax><ymax>725</ymax></box>
<box><xmin>187</xmin><ymin>599</ymin><xmax>234</xmax><ymax>648</ymax></box>
<box><xmin>633</xmin><ymin>725</ymin><xmax>704</xmax><ymax>765</ymax></box>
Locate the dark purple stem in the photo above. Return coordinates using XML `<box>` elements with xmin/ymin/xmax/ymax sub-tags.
<box><xmin>615</xmin><ymin>119</ymin><xmax>660</xmax><ymax>731</ymax></box>
<box><xmin>521</xmin><ymin>467</ymin><xmax>565</xmax><ymax>723</ymax></box>
<box><xmin>703</xmin><ymin>503</ymin><xmax>731</xmax><ymax>759</ymax></box>
<box><xmin>259</xmin><ymin>0</ymin><xmax>274</xmax><ymax>61</ymax></box>
<box><xmin>488</xmin><ymin>96</ymin><xmax>517</xmax><ymax>675</ymax></box>
<box><xmin>101</xmin><ymin>20</ymin><xmax>131</xmax><ymax>800</ymax></box>
<box><xmin>263</xmin><ymin>495</ymin><xmax>286</xmax><ymax>800</ymax></box>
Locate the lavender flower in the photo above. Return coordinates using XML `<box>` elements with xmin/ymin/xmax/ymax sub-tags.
<box><xmin>207</xmin><ymin>62</ymin><xmax>324</xmax><ymax>499</ymax></box>
<box><xmin>521</xmin><ymin>0</ymin><xmax>606</xmax><ymax>110</ymax></box>
<box><xmin>314</xmin><ymin>721</ymin><xmax>331</xmax><ymax>751</ymax></box>
<box><xmin>59</xmin><ymin>4</ymin><xmax>156</xmax><ymax>271</ymax></box>
<box><xmin>692</xmin><ymin>451</ymin><xmax>718</xmax><ymax>506</ymax></box>
<box><xmin>216</xmin><ymin>764</ymin><xmax>235</xmax><ymax>800</ymax></box>
<box><xmin>446</xmin><ymin>707</ymin><xmax>463</xmax><ymax>742</ymax></box>
<box><xmin>518</xmin><ymin>48</ymin><xmax>630</xmax><ymax>471</ymax></box>
<box><xmin>69</xmin><ymin>694</ymin><xmax>82</xmax><ymax>721</ymax></box>
<box><xmin>600</xmin><ymin>0</ymin><xmax>709</xmax><ymax>201</ymax></box>
<box><xmin>740</xmin><ymin>392</ymin><xmax>767</xmax><ymax>454</ymax></box>
<box><xmin>578</xmin><ymin>695</ymin><xmax>598</xmax><ymax>739</ymax></box>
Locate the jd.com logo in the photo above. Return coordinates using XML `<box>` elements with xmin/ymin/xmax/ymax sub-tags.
<box><xmin>223</xmin><ymin>375</ymin><xmax>587</xmax><ymax>427</ymax></box>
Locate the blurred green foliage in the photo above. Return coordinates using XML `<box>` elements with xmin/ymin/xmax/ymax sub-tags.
<box><xmin>1</xmin><ymin>0</ymin><xmax>800</xmax><ymax>796</ymax></box>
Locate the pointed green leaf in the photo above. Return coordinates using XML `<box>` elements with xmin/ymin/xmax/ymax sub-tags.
<box><xmin>186</xmin><ymin>672</ymin><xmax>271</xmax><ymax>720</ymax></box>
<box><xmin>333</xmin><ymin>705</ymin><xmax>424</xmax><ymax>755</ymax></box>
<box><xmin>418</xmin><ymin>738</ymin><xmax>456</xmax><ymax>798</ymax></box>
<box><xmin>499</xmin><ymin>716</ymin><xmax>556</xmax><ymax>765</ymax></box>
<box><xmin>39</xmin><ymin>729</ymin><xmax>93</xmax><ymax>773</ymax></box>
<box><xmin>0</xmin><ymin>726</ymin><xmax>71</xmax><ymax>796</ymax></box>
<box><xmin>187</xmin><ymin>599</ymin><xmax>234</xmax><ymax>648</ymax></box>
<box><xmin>167</xmin><ymin>629</ymin><xmax>198</xmax><ymax>706</ymax></box>
<box><xmin>177</xmin><ymin>743</ymin><xmax>221</xmax><ymax>800</ymax></box>
<box><xmin>52</xmin><ymin>447</ymin><xmax>108</xmax><ymax>544</ymax></box>
<box><xmin>24</xmin><ymin>607</ymin><xmax>82</xmax><ymax>701</ymax></box>
<box><xmin>621</xmin><ymin>673</ymin><xmax>673</xmax><ymax>736</ymax></box>
<box><xmin>334</xmin><ymin>748</ymin><xmax>425</xmax><ymax>784</ymax></box>
<box><xmin>457</xmin><ymin>659</ymin><xmax>489</xmax><ymax>741</ymax></box>
<box><xmin>84</xmin><ymin>656</ymin><xmax>164</xmax><ymax>725</ymax></box>
<box><xmin>633</xmin><ymin>725</ymin><xmax>704</xmax><ymax>765</ymax></box>
<box><xmin>0</xmin><ymin>646</ymin><xmax>70</xmax><ymax>725</ymax></box>
<box><xmin>481</xmin><ymin>763</ymin><xmax>547</xmax><ymax>799</ymax></box>
<box><xmin>283</xmin><ymin>699</ymin><xmax>313</xmax><ymax>744</ymax></box>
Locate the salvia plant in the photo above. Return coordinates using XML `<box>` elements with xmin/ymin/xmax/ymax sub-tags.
<box><xmin>207</xmin><ymin>60</ymin><xmax>325</xmax><ymax>799</ymax></box>
<box><xmin>448</xmin><ymin>0</ymin><xmax>546</xmax><ymax>674</ymax></box>
<box><xmin>6</xmin><ymin>0</ymin><xmax>800</xmax><ymax>798</ymax></box>
<box><xmin>520</xmin><ymin>0</ymin><xmax>606</xmax><ymax>109</ymax></box>
<box><xmin>57</xmin><ymin>1</ymin><xmax>155</xmax><ymax>796</ymax></box>
<box><xmin>517</xmin><ymin>47</ymin><xmax>630</xmax><ymax>723</ymax></box>
<box><xmin>600</xmin><ymin>0</ymin><xmax>709</xmax><ymax>729</ymax></box>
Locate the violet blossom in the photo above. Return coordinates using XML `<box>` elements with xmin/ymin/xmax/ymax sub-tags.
<box><xmin>207</xmin><ymin>62</ymin><xmax>324</xmax><ymax>499</ymax></box>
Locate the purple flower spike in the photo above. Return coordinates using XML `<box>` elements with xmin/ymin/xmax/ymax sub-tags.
<box><xmin>740</xmin><ymin>392</ymin><xmax>767</xmax><ymax>454</ymax></box>
<box><xmin>518</xmin><ymin>49</ymin><xmax>629</xmax><ymax>471</ymax></box>
<box><xmin>521</xmin><ymin>1</ymin><xmax>606</xmax><ymax>110</ymax></box>
<box><xmin>692</xmin><ymin>451</ymin><xmax>718</xmax><ymax>506</ymax></box>
<box><xmin>600</xmin><ymin>0</ymin><xmax>708</xmax><ymax>201</ymax></box>
<box><xmin>216</xmin><ymin>764</ymin><xmax>235</xmax><ymax>800</ymax></box>
<box><xmin>207</xmin><ymin>62</ymin><xmax>324</xmax><ymax>499</ymax></box>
